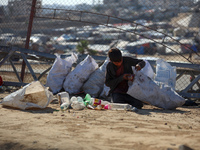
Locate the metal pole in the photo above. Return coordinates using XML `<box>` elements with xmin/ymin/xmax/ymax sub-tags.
<box><xmin>20</xmin><ymin>0</ymin><xmax>37</xmax><ymax>81</ymax></box>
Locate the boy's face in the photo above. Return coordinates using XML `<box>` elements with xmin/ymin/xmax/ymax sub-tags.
<box><xmin>112</xmin><ymin>59</ymin><xmax>123</xmax><ymax>67</ymax></box>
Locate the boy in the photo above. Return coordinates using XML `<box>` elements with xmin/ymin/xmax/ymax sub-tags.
<box><xmin>105</xmin><ymin>48</ymin><xmax>145</xmax><ymax>109</ymax></box>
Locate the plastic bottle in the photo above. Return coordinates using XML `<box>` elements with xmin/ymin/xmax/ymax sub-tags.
<box><xmin>70</xmin><ymin>96</ymin><xmax>85</xmax><ymax>110</ymax></box>
<box><xmin>60</xmin><ymin>102</ymin><xmax>70</xmax><ymax>110</ymax></box>
<box><xmin>77</xmin><ymin>96</ymin><xmax>84</xmax><ymax>103</ymax></box>
<box><xmin>83</xmin><ymin>94</ymin><xmax>92</xmax><ymax>106</ymax></box>
<box><xmin>83</xmin><ymin>94</ymin><xmax>104</xmax><ymax>107</ymax></box>
<box><xmin>104</xmin><ymin>103</ymin><xmax>138</xmax><ymax>112</ymax></box>
<box><xmin>70</xmin><ymin>96</ymin><xmax>78</xmax><ymax>103</ymax></box>
<box><xmin>57</xmin><ymin>91</ymin><xmax>70</xmax><ymax>106</ymax></box>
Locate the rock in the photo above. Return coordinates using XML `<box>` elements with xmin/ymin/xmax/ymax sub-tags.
<box><xmin>179</xmin><ymin>145</ymin><xmax>193</xmax><ymax>150</ymax></box>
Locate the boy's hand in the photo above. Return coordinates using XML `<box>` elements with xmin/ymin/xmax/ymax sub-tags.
<box><xmin>135</xmin><ymin>64</ymin><xmax>141</xmax><ymax>71</ymax></box>
<box><xmin>123</xmin><ymin>74</ymin><xmax>134</xmax><ymax>81</ymax></box>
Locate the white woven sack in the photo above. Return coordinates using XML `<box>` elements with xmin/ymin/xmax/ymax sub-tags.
<box><xmin>63</xmin><ymin>55</ymin><xmax>98</xmax><ymax>94</ymax></box>
<box><xmin>127</xmin><ymin>69</ymin><xmax>185</xmax><ymax>110</ymax></box>
<box><xmin>82</xmin><ymin>57</ymin><xmax>109</xmax><ymax>97</ymax></box>
<box><xmin>46</xmin><ymin>53</ymin><xmax>77</xmax><ymax>94</ymax></box>
<box><xmin>2</xmin><ymin>81</ymin><xmax>53</xmax><ymax>110</ymax></box>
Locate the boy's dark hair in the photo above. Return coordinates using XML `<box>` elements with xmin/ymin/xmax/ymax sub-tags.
<box><xmin>108</xmin><ymin>48</ymin><xmax>122</xmax><ymax>62</ymax></box>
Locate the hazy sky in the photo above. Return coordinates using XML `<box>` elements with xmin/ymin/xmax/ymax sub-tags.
<box><xmin>0</xmin><ymin>0</ymin><xmax>103</xmax><ymax>6</ymax></box>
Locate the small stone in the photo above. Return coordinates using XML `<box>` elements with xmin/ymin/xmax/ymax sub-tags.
<box><xmin>179</xmin><ymin>145</ymin><xmax>193</xmax><ymax>150</ymax></box>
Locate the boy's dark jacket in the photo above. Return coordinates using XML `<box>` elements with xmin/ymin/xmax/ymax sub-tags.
<box><xmin>105</xmin><ymin>56</ymin><xmax>145</xmax><ymax>95</ymax></box>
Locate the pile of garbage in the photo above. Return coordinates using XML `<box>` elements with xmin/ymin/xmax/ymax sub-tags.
<box><xmin>58</xmin><ymin>92</ymin><xmax>138</xmax><ymax>112</ymax></box>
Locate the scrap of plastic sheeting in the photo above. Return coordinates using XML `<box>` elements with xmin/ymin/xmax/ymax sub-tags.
<box><xmin>155</xmin><ymin>59</ymin><xmax>176</xmax><ymax>90</ymax></box>
<box><xmin>2</xmin><ymin>81</ymin><xmax>53</xmax><ymax>110</ymax></box>
<box><xmin>99</xmin><ymin>84</ymin><xmax>110</xmax><ymax>99</ymax></box>
<box><xmin>140</xmin><ymin>60</ymin><xmax>155</xmax><ymax>79</ymax></box>
<box><xmin>127</xmin><ymin>69</ymin><xmax>185</xmax><ymax>110</ymax></box>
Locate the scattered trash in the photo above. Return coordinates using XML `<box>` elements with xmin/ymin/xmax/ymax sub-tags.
<box><xmin>99</xmin><ymin>84</ymin><xmax>110</xmax><ymax>99</ymax></box>
<box><xmin>57</xmin><ymin>91</ymin><xmax>71</xmax><ymax>111</ymax></box>
<box><xmin>104</xmin><ymin>103</ymin><xmax>138</xmax><ymax>112</ymax></box>
<box><xmin>1</xmin><ymin>81</ymin><xmax>53</xmax><ymax>110</ymax></box>
<box><xmin>70</xmin><ymin>96</ymin><xmax>85</xmax><ymax>110</ymax></box>
<box><xmin>57</xmin><ymin>91</ymin><xmax>70</xmax><ymax>105</ymax></box>
<box><xmin>83</xmin><ymin>94</ymin><xmax>109</xmax><ymax>109</ymax></box>
<box><xmin>56</xmin><ymin>93</ymin><xmax>139</xmax><ymax>111</ymax></box>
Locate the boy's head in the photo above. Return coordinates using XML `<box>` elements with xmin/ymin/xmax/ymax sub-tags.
<box><xmin>108</xmin><ymin>48</ymin><xmax>123</xmax><ymax>67</ymax></box>
<box><xmin>108</xmin><ymin>48</ymin><xmax>122</xmax><ymax>62</ymax></box>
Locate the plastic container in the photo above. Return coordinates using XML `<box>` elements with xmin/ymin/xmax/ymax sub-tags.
<box><xmin>104</xmin><ymin>103</ymin><xmax>137</xmax><ymax>111</ymax></box>
<box><xmin>69</xmin><ymin>96</ymin><xmax>85</xmax><ymax>110</ymax></box>
<box><xmin>60</xmin><ymin>102</ymin><xmax>70</xmax><ymax>110</ymax></box>
<box><xmin>83</xmin><ymin>94</ymin><xmax>92</xmax><ymax>106</ymax></box>
<box><xmin>57</xmin><ymin>92</ymin><xmax>71</xmax><ymax>110</ymax></box>
<box><xmin>77</xmin><ymin>96</ymin><xmax>84</xmax><ymax>103</ymax></box>
<box><xmin>70</xmin><ymin>96</ymin><xmax>78</xmax><ymax>103</ymax></box>
<box><xmin>83</xmin><ymin>93</ymin><xmax>107</xmax><ymax>107</ymax></box>
<box><xmin>57</xmin><ymin>92</ymin><xmax>70</xmax><ymax>105</ymax></box>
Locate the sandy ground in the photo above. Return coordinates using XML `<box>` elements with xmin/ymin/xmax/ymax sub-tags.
<box><xmin>0</xmin><ymin>90</ymin><xmax>200</xmax><ymax>150</ymax></box>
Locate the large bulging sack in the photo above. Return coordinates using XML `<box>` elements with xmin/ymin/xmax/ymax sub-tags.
<box><xmin>46</xmin><ymin>53</ymin><xmax>77</xmax><ymax>94</ymax></box>
<box><xmin>127</xmin><ymin>69</ymin><xmax>185</xmax><ymax>110</ymax></box>
<box><xmin>82</xmin><ymin>58</ymin><xmax>109</xmax><ymax>97</ymax></box>
<box><xmin>2</xmin><ymin>81</ymin><xmax>53</xmax><ymax>110</ymax></box>
<box><xmin>63</xmin><ymin>55</ymin><xmax>98</xmax><ymax>94</ymax></box>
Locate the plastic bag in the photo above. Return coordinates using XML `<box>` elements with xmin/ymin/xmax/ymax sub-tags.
<box><xmin>127</xmin><ymin>69</ymin><xmax>185</xmax><ymax>110</ymax></box>
<box><xmin>82</xmin><ymin>57</ymin><xmax>109</xmax><ymax>97</ymax></box>
<box><xmin>99</xmin><ymin>84</ymin><xmax>110</xmax><ymax>99</ymax></box>
<box><xmin>63</xmin><ymin>55</ymin><xmax>98</xmax><ymax>94</ymax></box>
<box><xmin>2</xmin><ymin>81</ymin><xmax>53</xmax><ymax>110</ymax></box>
<box><xmin>155</xmin><ymin>59</ymin><xmax>176</xmax><ymax>90</ymax></box>
<box><xmin>46</xmin><ymin>53</ymin><xmax>78</xmax><ymax>94</ymax></box>
<box><xmin>70</xmin><ymin>96</ymin><xmax>85</xmax><ymax>110</ymax></box>
<box><xmin>140</xmin><ymin>60</ymin><xmax>155</xmax><ymax>79</ymax></box>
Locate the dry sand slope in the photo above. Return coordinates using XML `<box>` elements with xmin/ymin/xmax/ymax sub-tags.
<box><xmin>0</xmin><ymin>95</ymin><xmax>200</xmax><ymax>150</ymax></box>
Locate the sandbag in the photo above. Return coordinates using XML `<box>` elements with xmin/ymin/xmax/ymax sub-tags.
<box><xmin>63</xmin><ymin>55</ymin><xmax>98</xmax><ymax>94</ymax></box>
<box><xmin>127</xmin><ymin>69</ymin><xmax>185</xmax><ymax>110</ymax></box>
<box><xmin>82</xmin><ymin>58</ymin><xmax>109</xmax><ymax>97</ymax></box>
<box><xmin>2</xmin><ymin>81</ymin><xmax>53</xmax><ymax>110</ymax></box>
<box><xmin>46</xmin><ymin>53</ymin><xmax>77</xmax><ymax>94</ymax></box>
